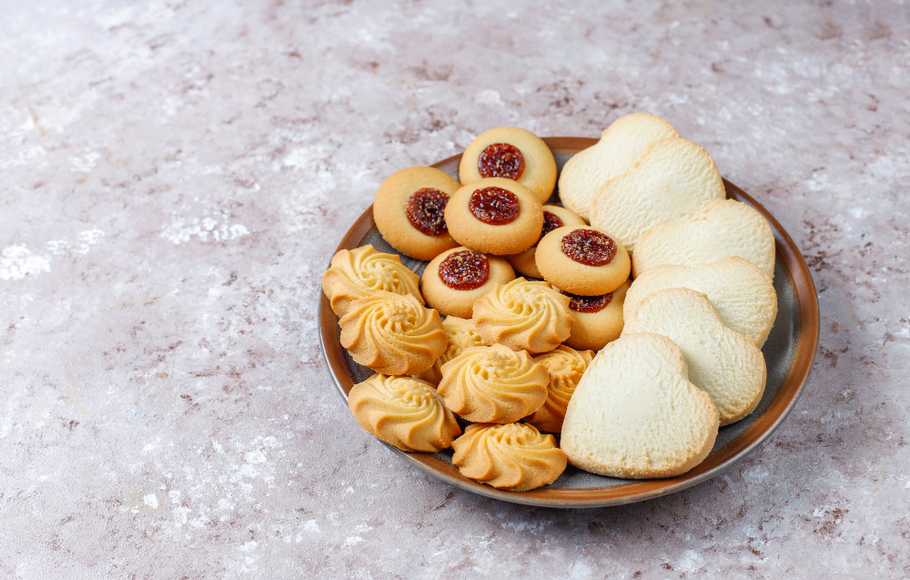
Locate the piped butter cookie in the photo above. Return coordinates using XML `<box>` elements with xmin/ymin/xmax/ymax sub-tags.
<box><xmin>373</xmin><ymin>166</ymin><xmax>461</xmax><ymax>261</ymax></box>
<box><xmin>445</xmin><ymin>178</ymin><xmax>544</xmax><ymax>255</ymax></box>
<box><xmin>458</xmin><ymin>127</ymin><xmax>557</xmax><ymax>203</ymax></box>
<box><xmin>322</xmin><ymin>244</ymin><xmax>423</xmax><ymax>317</ymax></box>
<box><xmin>415</xmin><ymin>316</ymin><xmax>485</xmax><ymax>385</ymax></box>
<box><xmin>535</xmin><ymin>225</ymin><xmax>630</xmax><ymax>296</ymax></box>
<box><xmin>526</xmin><ymin>345</ymin><xmax>594</xmax><ymax>434</ymax></box>
<box><xmin>506</xmin><ymin>205</ymin><xmax>587</xmax><ymax>279</ymax></box>
<box><xmin>421</xmin><ymin>247</ymin><xmax>515</xmax><ymax>319</ymax></box>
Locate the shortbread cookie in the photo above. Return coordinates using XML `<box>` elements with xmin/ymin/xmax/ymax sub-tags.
<box><xmin>458</xmin><ymin>127</ymin><xmax>557</xmax><ymax>203</ymax></box>
<box><xmin>563</xmin><ymin>280</ymin><xmax>630</xmax><ymax>351</ymax></box>
<box><xmin>558</xmin><ymin>113</ymin><xmax>679</xmax><ymax>219</ymax></box>
<box><xmin>322</xmin><ymin>245</ymin><xmax>423</xmax><ymax>317</ymax></box>
<box><xmin>589</xmin><ymin>138</ymin><xmax>725</xmax><ymax>251</ymax></box>
<box><xmin>415</xmin><ymin>316</ymin><xmax>485</xmax><ymax>385</ymax></box>
<box><xmin>444</xmin><ymin>178</ymin><xmax>544</xmax><ymax>255</ymax></box>
<box><xmin>506</xmin><ymin>205</ymin><xmax>586</xmax><ymax>279</ymax></box>
<box><xmin>372</xmin><ymin>167</ymin><xmax>462</xmax><ymax>261</ymax></box>
<box><xmin>421</xmin><ymin>247</ymin><xmax>515</xmax><ymax>318</ymax></box>
<box><xmin>438</xmin><ymin>344</ymin><xmax>549</xmax><ymax>423</ymax></box>
<box><xmin>452</xmin><ymin>423</ymin><xmax>567</xmax><ymax>491</ymax></box>
<box><xmin>525</xmin><ymin>345</ymin><xmax>594</xmax><ymax>433</ymax></box>
<box><xmin>535</xmin><ymin>225</ymin><xmax>631</xmax><ymax>295</ymax></box>
<box><xmin>339</xmin><ymin>291</ymin><xmax>447</xmax><ymax>375</ymax></box>
<box><xmin>633</xmin><ymin>199</ymin><xmax>776</xmax><ymax>278</ymax></box>
<box><xmin>348</xmin><ymin>374</ymin><xmax>461</xmax><ymax>452</ymax></box>
<box><xmin>624</xmin><ymin>257</ymin><xmax>777</xmax><ymax>347</ymax></box>
<box><xmin>622</xmin><ymin>288</ymin><xmax>767</xmax><ymax>425</ymax></box>
<box><xmin>561</xmin><ymin>332</ymin><xmax>719</xmax><ymax>479</ymax></box>
<box><xmin>472</xmin><ymin>278</ymin><xmax>574</xmax><ymax>353</ymax></box>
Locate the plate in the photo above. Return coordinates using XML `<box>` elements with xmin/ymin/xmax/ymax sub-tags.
<box><xmin>318</xmin><ymin>137</ymin><xmax>820</xmax><ymax>508</ymax></box>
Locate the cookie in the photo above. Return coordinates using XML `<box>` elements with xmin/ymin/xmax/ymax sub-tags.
<box><xmin>321</xmin><ymin>245</ymin><xmax>423</xmax><ymax>317</ymax></box>
<box><xmin>633</xmin><ymin>199</ymin><xmax>776</xmax><ymax>278</ymax></box>
<box><xmin>535</xmin><ymin>225</ymin><xmax>631</xmax><ymax>295</ymax></box>
<box><xmin>506</xmin><ymin>205</ymin><xmax>587</xmax><ymax>279</ymax></box>
<box><xmin>444</xmin><ymin>178</ymin><xmax>544</xmax><ymax>255</ymax></box>
<box><xmin>452</xmin><ymin>423</ymin><xmax>567</xmax><ymax>491</ymax></box>
<box><xmin>622</xmin><ymin>288</ymin><xmax>767</xmax><ymax>425</ymax></box>
<box><xmin>589</xmin><ymin>137</ymin><xmax>726</xmax><ymax>252</ymax></box>
<box><xmin>525</xmin><ymin>345</ymin><xmax>594</xmax><ymax>434</ymax></box>
<box><xmin>623</xmin><ymin>257</ymin><xmax>777</xmax><ymax>347</ymax></box>
<box><xmin>558</xmin><ymin>113</ymin><xmax>679</xmax><ymax>219</ymax></box>
<box><xmin>437</xmin><ymin>344</ymin><xmax>549</xmax><ymax>423</ymax></box>
<box><xmin>339</xmin><ymin>291</ymin><xmax>447</xmax><ymax>375</ymax></box>
<box><xmin>458</xmin><ymin>127</ymin><xmax>557</xmax><ymax>203</ymax></box>
<box><xmin>563</xmin><ymin>280</ymin><xmax>630</xmax><ymax>351</ymax></box>
<box><xmin>472</xmin><ymin>278</ymin><xmax>574</xmax><ymax>354</ymax></box>
<box><xmin>373</xmin><ymin>166</ymin><xmax>462</xmax><ymax>261</ymax></box>
<box><xmin>421</xmin><ymin>247</ymin><xmax>515</xmax><ymax>319</ymax></box>
<box><xmin>415</xmin><ymin>315</ymin><xmax>485</xmax><ymax>385</ymax></box>
<box><xmin>560</xmin><ymin>332</ymin><xmax>719</xmax><ymax>479</ymax></box>
<box><xmin>348</xmin><ymin>374</ymin><xmax>461</xmax><ymax>452</ymax></box>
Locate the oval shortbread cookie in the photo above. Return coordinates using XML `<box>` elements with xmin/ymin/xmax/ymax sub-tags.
<box><xmin>633</xmin><ymin>199</ymin><xmax>776</xmax><ymax>278</ymax></box>
<box><xmin>560</xmin><ymin>332</ymin><xmax>719</xmax><ymax>479</ymax></box>
<box><xmin>589</xmin><ymin>137</ymin><xmax>725</xmax><ymax>252</ymax></box>
<box><xmin>558</xmin><ymin>113</ymin><xmax>679</xmax><ymax>220</ymax></box>
<box><xmin>622</xmin><ymin>288</ymin><xmax>767</xmax><ymax>426</ymax></box>
<box><xmin>623</xmin><ymin>257</ymin><xmax>777</xmax><ymax>347</ymax></box>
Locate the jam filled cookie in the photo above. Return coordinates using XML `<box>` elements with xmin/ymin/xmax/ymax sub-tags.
<box><xmin>421</xmin><ymin>246</ymin><xmax>515</xmax><ymax>318</ymax></box>
<box><xmin>339</xmin><ymin>291</ymin><xmax>447</xmax><ymax>376</ymax></box>
<box><xmin>472</xmin><ymin>278</ymin><xmax>574</xmax><ymax>354</ymax></box>
<box><xmin>444</xmin><ymin>178</ymin><xmax>544</xmax><ymax>255</ymax></box>
<box><xmin>415</xmin><ymin>316</ymin><xmax>485</xmax><ymax>385</ymax></box>
<box><xmin>458</xmin><ymin>127</ymin><xmax>558</xmax><ymax>203</ymax></box>
<box><xmin>348</xmin><ymin>374</ymin><xmax>461</xmax><ymax>452</ymax></box>
<box><xmin>322</xmin><ymin>245</ymin><xmax>423</xmax><ymax>317</ymax></box>
<box><xmin>525</xmin><ymin>345</ymin><xmax>594</xmax><ymax>434</ymax></box>
<box><xmin>437</xmin><ymin>344</ymin><xmax>549</xmax><ymax>423</ymax></box>
<box><xmin>452</xmin><ymin>423</ymin><xmax>567</xmax><ymax>491</ymax></box>
<box><xmin>535</xmin><ymin>225</ymin><xmax>630</xmax><ymax>296</ymax></box>
<box><xmin>373</xmin><ymin>166</ymin><xmax>462</xmax><ymax>261</ymax></box>
<box><xmin>506</xmin><ymin>205</ymin><xmax>587</xmax><ymax>279</ymax></box>
<box><xmin>563</xmin><ymin>280</ymin><xmax>629</xmax><ymax>351</ymax></box>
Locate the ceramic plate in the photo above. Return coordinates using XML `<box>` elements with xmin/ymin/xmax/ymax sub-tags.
<box><xmin>318</xmin><ymin>137</ymin><xmax>820</xmax><ymax>508</ymax></box>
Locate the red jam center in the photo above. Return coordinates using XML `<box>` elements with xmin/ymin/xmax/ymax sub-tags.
<box><xmin>468</xmin><ymin>187</ymin><xmax>520</xmax><ymax>225</ymax></box>
<box><xmin>438</xmin><ymin>251</ymin><xmax>491</xmax><ymax>290</ymax></box>
<box><xmin>478</xmin><ymin>143</ymin><xmax>525</xmax><ymax>180</ymax></box>
<box><xmin>560</xmin><ymin>229</ymin><xmax>617</xmax><ymax>266</ymax></box>
<box><xmin>406</xmin><ymin>188</ymin><xmax>449</xmax><ymax>236</ymax></box>
<box><xmin>539</xmin><ymin>211</ymin><xmax>564</xmax><ymax>241</ymax></box>
<box><xmin>563</xmin><ymin>291</ymin><xmax>613</xmax><ymax>313</ymax></box>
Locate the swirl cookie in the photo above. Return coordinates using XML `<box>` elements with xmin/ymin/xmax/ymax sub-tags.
<box><xmin>525</xmin><ymin>345</ymin><xmax>594</xmax><ymax>433</ymax></box>
<box><xmin>437</xmin><ymin>344</ymin><xmax>549</xmax><ymax>423</ymax></box>
<box><xmin>339</xmin><ymin>291</ymin><xmax>447</xmax><ymax>375</ymax></box>
<box><xmin>415</xmin><ymin>316</ymin><xmax>485</xmax><ymax>385</ymax></box>
<box><xmin>472</xmin><ymin>278</ymin><xmax>574</xmax><ymax>353</ymax></box>
<box><xmin>458</xmin><ymin>127</ymin><xmax>558</xmax><ymax>203</ymax></box>
<box><xmin>563</xmin><ymin>280</ymin><xmax>630</xmax><ymax>351</ymax></box>
<box><xmin>444</xmin><ymin>178</ymin><xmax>544</xmax><ymax>255</ymax></box>
<box><xmin>535</xmin><ymin>225</ymin><xmax>631</xmax><ymax>295</ymax></box>
<box><xmin>348</xmin><ymin>374</ymin><xmax>461</xmax><ymax>452</ymax></box>
<box><xmin>506</xmin><ymin>205</ymin><xmax>587</xmax><ymax>279</ymax></box>
<box><xmin>452</xmin><ymin>423</ymin><xmax>567</xmax><ymax>491</ymax></box>
<box><xmin>373</xmin><ymin>166</ymin><xmax>462</xmax><ymax>261</ymax></box>
<box><xmin>322</xmin><ymin>245</ymin><xmax>423</xmax><ymax>317</ymax></box>
<box><xmin>421</xmin><ymin>247</ymin><xmax>515</xmax><ymax>319</ymax></box>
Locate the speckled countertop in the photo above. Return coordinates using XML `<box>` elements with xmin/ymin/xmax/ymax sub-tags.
<box><xmin>1</xmin><ymin>1</ymin><xmax>908</xmax><ymax>578</ymax></box>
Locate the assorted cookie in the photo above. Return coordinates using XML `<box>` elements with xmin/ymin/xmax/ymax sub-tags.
<box><xmin>525</xmin><ymin>345</ymin><xmax>594</xmax><ymax>434</ymax></box>
<box><xmin>416</xmin><ymin>315</ymin><xmax>485</xmax><ymax>385</ymax></box>
<box><xmin>421</xmin><ymin>246</ymin><xmax>515</xmax><ymax>319</ymax></box>
<box><xmin>322</xmin><ymin>245</ymin><xmax>423</xmax><ymax>316</ymax></box>
<box><xmin>458</xmin><ymin>127</ymin><xmax>558</xmax><ymax>203</ymax></box>
<box><xmin>505</xmin><ymin>205</ymin><xmax>587</xmax><ymax>279</ymax></box>
<box><xmin>563</xmin><ymin>280</ymin><xmax>630</xmax><ymax>351</ymax></box>
<box><xmin>535</xmin><ymin>225</ymin><xmax>630</xmax><ymax>296</ymax></box>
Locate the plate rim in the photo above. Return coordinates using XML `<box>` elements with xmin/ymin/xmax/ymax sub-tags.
<box><xmin>318</xmin><ymin>137</ymin><xmax>820</xmax><ymax>508</ymax></box>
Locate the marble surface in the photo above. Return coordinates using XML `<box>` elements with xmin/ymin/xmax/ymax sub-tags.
<box><xmin>1</xmin><ymin>0</ymin><xmax>909</xmax><ymax>578</ymax></box>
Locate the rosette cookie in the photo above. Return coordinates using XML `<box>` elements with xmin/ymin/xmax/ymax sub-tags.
<box><xmin>339</xmin><ymin>291</ymin><xmax>447</xmax><ymax>376</ymax></box>
<box><xmin>526</xmin><ymin>345</ymin><xmax>594</xmax><ymax>433</ymax></box>
<box><xmin>322</xmin><ymin>245</ymin><xmax>423</xmax><ymax>317</ymax></box>
<box><xmin>472</xmin><ymin>278</ymin><xmax>574</xmax><ymax>354</ymax></box>
<box><xmin>416</xmin><ymin>316</ymin><xmax>485</xmax><ymax>385</ymax></box>
<box><xmin>452</xmin><ymin>423</ymin><xmax>567</xmax><ymax>491</ymax></box>
<box><xmin>348</xmin><ymin>374</ymin><xmax>461</xmax><ymax>452</ymax></box>
<box><xmin>437</xmin><ymin>344</ymin><xmax>548</xmax><ymax>423</ymax></box>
